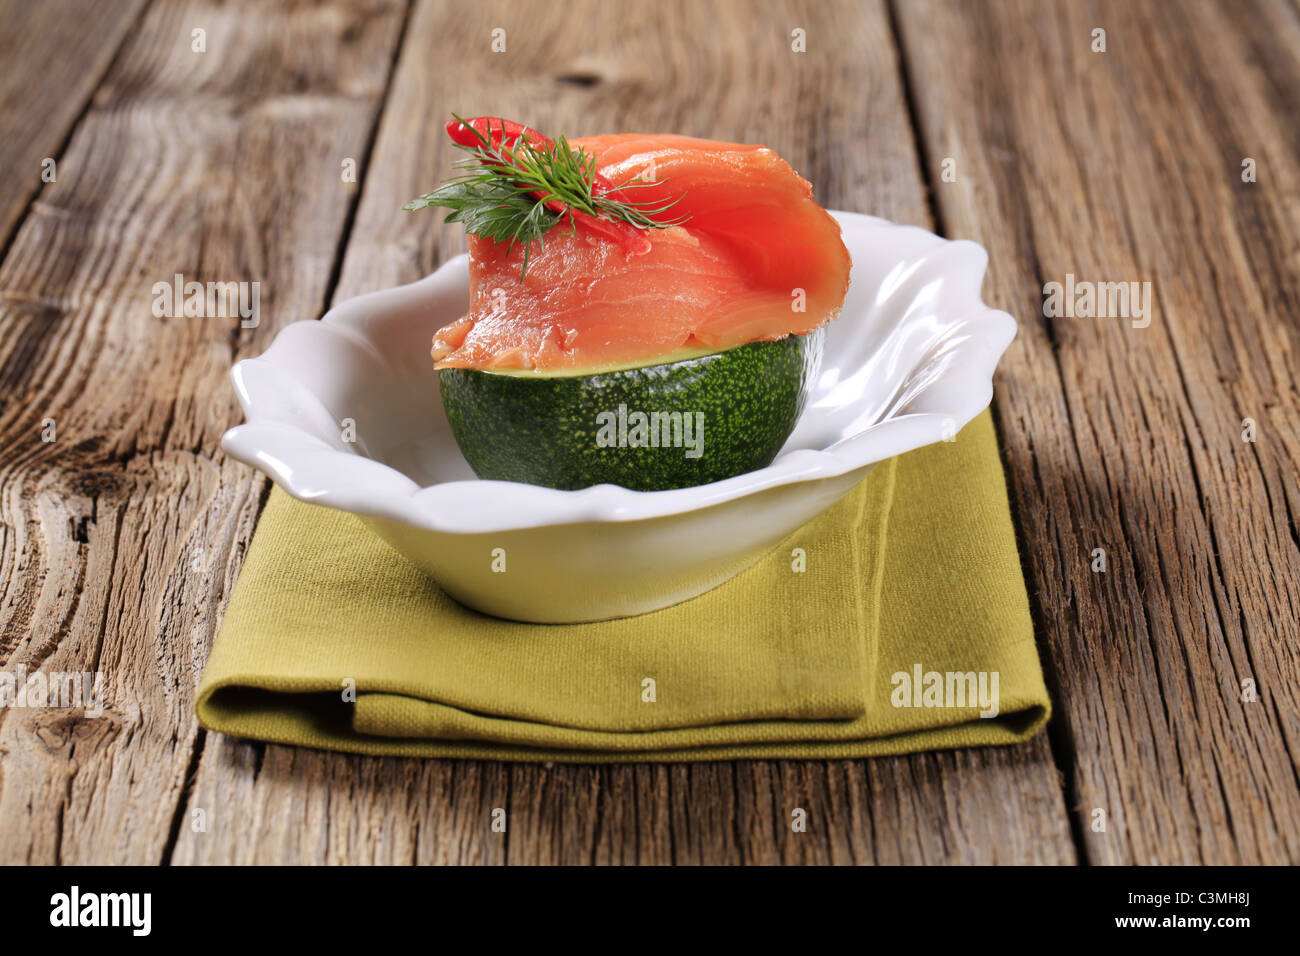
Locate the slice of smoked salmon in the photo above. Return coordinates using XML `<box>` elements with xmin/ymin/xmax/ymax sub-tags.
<box><xmin>431</xmin><ymin>133</ymin><xmax>851</xmax><ymax>372</ymax></box>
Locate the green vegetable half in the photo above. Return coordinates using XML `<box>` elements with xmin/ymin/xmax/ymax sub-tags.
<box><xmin>438</xmin><ymin>329</ymin><xmax>823</xmax><ymax>491</ymax></box>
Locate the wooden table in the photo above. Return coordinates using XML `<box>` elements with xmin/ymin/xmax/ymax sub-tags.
<box><xmin>0</xmin><ymin>0</ymin><xmax>1296</xmax><ymax>865</ymax></box>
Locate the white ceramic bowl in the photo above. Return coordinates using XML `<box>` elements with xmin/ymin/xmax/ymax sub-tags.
<box><xmin>222</xmin><ymin>212</ymin><xmax>1015</xmax><ymax>622</ymax></box>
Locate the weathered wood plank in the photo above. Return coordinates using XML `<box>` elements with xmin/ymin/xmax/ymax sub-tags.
<box><xmin>895</xmin><ymin>0</ymin><xmax>1300</xmax><ymax>863</ymax></box>
<box><xmin>173</xmin><ymin>0</ymin><xmax>1075</xmax><ymax>865</ymax></box>
<box><xmin>0</xmin><ymin>0</ymin><xmax>150</xmax><ymax>254</ymax></box>
<box><xmin>0</xmin><ymin>0</ymin><xmax>409</xmax><ymax>864</ymax></box>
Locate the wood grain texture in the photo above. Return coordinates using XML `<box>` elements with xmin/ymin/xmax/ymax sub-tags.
<box><xmin>9</xmin><ymin>0</ymin><xmax>1294</xmax><ymax>867</ymax></box>
<box><xmin>170</xmin><ymin>0</ymin><xmax>1075</xmax><ymax>866</ymax></box>
<box><xmin>894</xmin><ymin>0</ymin><xmax>1300</xmax><ymax>863</ymax></box>
<box><xmin>0</xmin><ymin>0</ymin><xmax>409</xmax><ymax>864</ymax></box>
<box><xmin>0</xmin><ymin>0</ymin><xmax>150</xmax><ymax>254</ymax></box>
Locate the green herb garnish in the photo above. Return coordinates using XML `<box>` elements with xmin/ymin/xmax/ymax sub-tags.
<box><xmin>405</xmin><ymin>115</ymin><xmax>687</xmax><ymax>279</ymax></box>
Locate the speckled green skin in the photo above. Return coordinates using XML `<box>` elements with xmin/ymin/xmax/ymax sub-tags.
<box><xmin>438</xmin><ymin>329</ymin><xmax>824</xmax><ymax>491</ymax></box>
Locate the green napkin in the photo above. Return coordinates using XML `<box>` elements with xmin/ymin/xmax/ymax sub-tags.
<box><xmin>198</xmin><ymin>410</ymin><xmax>1050</xmax><ymax>760</ymax></box>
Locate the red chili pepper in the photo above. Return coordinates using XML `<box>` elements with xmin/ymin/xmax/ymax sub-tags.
<box><xmin>446</xmin><ymin>116</ymin><xmax>651</xmax><ymax>254</ymax></box>
<box><xmin>445</xmin><ymin>116</ymin><xmax>549</xmax><ymax>155</ymax></box>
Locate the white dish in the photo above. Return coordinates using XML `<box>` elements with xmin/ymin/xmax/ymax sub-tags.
<box><xmin>222</xmin><ymin>212</ymin><xmax>1015</xmax><ymax>622</ymax></box>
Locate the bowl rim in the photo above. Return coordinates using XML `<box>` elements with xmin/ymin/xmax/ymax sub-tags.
<box><xmin>221</xmin><ymin>212</ymin><xmax>1016</xmax><ymax>534</ymax></box>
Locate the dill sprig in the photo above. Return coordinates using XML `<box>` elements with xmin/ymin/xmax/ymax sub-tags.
<box><xmin>404</xmin><ymin>116</ymin><xmax>687</xmax><ymax>279</ymax></box>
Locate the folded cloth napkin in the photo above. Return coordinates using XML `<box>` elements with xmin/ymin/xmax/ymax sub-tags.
<box><xmin>197</xmin><ymin>410</ymin><xmax>1050</xmax><ymax>760</ymax></box>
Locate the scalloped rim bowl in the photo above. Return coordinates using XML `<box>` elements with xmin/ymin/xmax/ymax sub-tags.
<box><xmin>221</xmin><ymin>212</ymin><xmax>1015</xmax><ymax>622</ymax></box>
